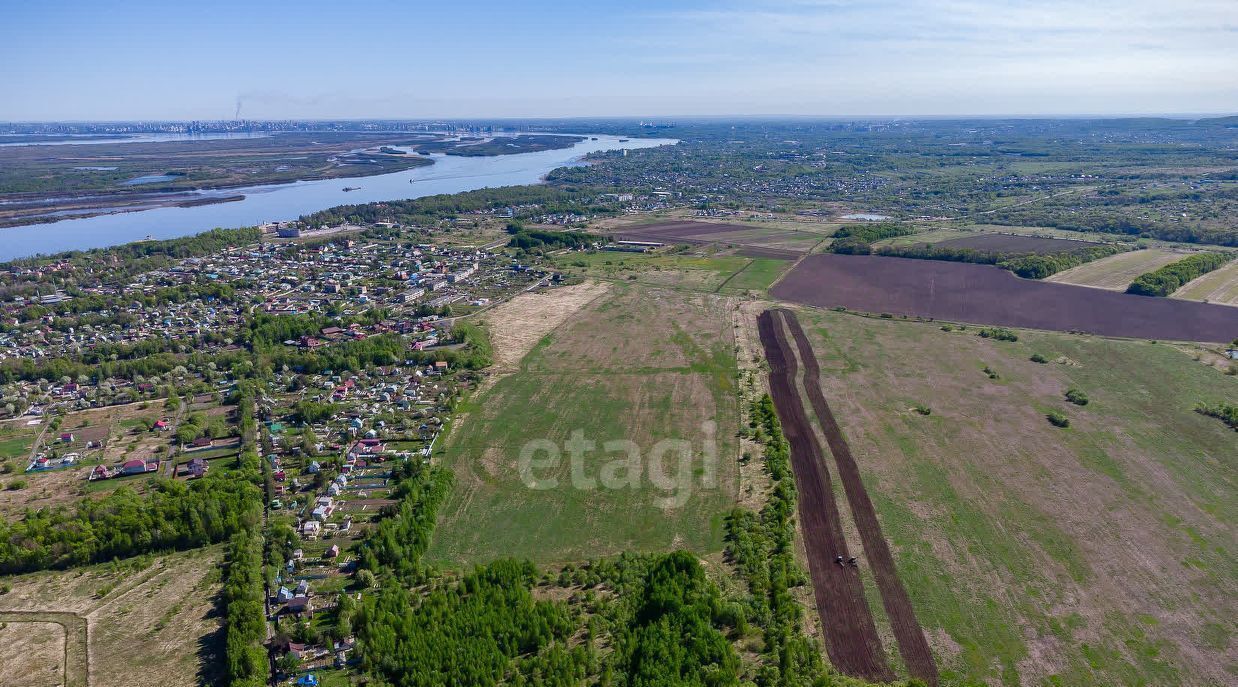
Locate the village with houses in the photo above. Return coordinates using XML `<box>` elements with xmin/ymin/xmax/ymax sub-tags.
<box><xmin>0</xmin><ymin>213</ymin><xmax>586</xmax><ymax>685</ymax></box>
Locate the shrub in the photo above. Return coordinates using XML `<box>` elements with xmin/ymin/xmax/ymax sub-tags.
<box><xmin>983</xmin><ymin>365</ymin><xmax>1000</xmax><ymax>379</ymax></box>
<box><xmin>979</xmin><ymin>327</ymin><xmax>1018</xmax><ymax>342</ymax></box>
<box><xmin>1194</xmin><ymin>402</ymin><xmax>1238</xmax><ymax>430</ymax></box>
<box><xmin>1065</xmin><ymin>388</ymin><xmax>1089</xmax><ymax>406</ymax></box>
<box><xmin>913</xmin><ymin>404</ymin><xmax>932</xmax><ymax>416</ymax></box>
<box><xmin>1047</xmin><ymin>410</ymin><xmax>1070</xmax><ymax>428</ymax></box>
<box><xmin>829</xmin><ymin>237</ymin><xmax>872</xmax><ymax>255</ymax></box>
<box><xmin>1030</xmin><ymin>353</ymin><xmax>1049</xmax><ymax>363</ymax></box>
<box><xmin>5</xmin><ymin>479</ymin><xmax>26</xmax><ymax>491</ymax></box>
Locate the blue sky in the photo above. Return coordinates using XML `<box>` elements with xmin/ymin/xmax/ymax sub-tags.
<box><xmin>3</xmin><ymin>0</ymin><xmax>1236</xmax><ymax>120</ymax></box>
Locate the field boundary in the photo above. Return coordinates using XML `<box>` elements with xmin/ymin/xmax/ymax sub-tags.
<box><xmin>757</xmin><ymin>310</ymin><xmax>894</xmax><ymax>682</ymax></box>
<box><xmin>0</xmin><ymin>610</ymin><xmax>89</xmax><ymax>687</ymax></box>
<box><xmin>777</xmin><ymin>308</ymin><xmax>939</xmax><ymax>685</ymax></box>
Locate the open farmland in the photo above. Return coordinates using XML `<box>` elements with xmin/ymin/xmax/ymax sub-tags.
<box><xmin>0</xmin><ymin>548</ymin><xmax>223</xmax><ymax>687</ymax></box>
<box><xmin>930</xmin><ymin>233</ymin><xmax>1102</xmax><ymax>254</ymax></box>
<box><xmin>1046</xmin><ymin>248</ymin><xmax>1187</xmax><ymax>290</ymax></box>
<box><xmin>771</xmin><ymin>253</ymin><xmax>1238</xmax><ymax>342</ymax></box>
<box><xmin>611</xmin><ymin>219</ymin><xmax>823</xmax><ymax>257</ymax></box>
<box><xmin>430</xmin><ymin>284</ymin><xmax>741</xmax><ymax>564</ymax></box>
<box><xmin>791</xmin><ymin>307</ymin><xmax>1236</xmax><ymax>686</ymax></box>
<box><xmin>1172</xmin><ymin>258</ymin><xmax>1238</xmax><ymax>306</ymax></box>
<box><xmin>0</xmin><ymin>620</ymin><xmax>66</xmax><ymax>687</ymax></box>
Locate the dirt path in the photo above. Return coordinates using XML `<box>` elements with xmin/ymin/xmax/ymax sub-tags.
<box><xmin>776</xmin><ymin>308</ymin><xmax>939</xmax><ymax>685</ymax></box>
<box><xmin>0</xmin><ymin>610</ymin><xmax>89</xmax><ymax>687</ymax></box>
<box><xmin>757</xmin><ymin>310</ymin><xmax>894</xmax><ymax>682</ymax></box>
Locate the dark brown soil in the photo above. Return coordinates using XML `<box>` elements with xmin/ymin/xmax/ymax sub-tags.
<box><xmin>931</xmin><ymin>233</ymin><xmax>1100</xmax><ymax>254</ymax></box>
<box><xmin>771</xmin><ymin>253</ymin><xmax>1238</xmax><ymax>342</ymax></box>
<box><xmin>778</xmin><ymin>308</ymin><xmax>939</xmax><ymax>685</ymax></box>
<box><xmin>757</xmin><ymin>310</ymin><xmax>894</xmax><ymax>682</ymax></box>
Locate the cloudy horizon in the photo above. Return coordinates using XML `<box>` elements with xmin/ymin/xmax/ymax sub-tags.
<box><xmin>3</xmin><ymin>0</ymin><xmax>1236</xmax><ymax>121</ymax></box>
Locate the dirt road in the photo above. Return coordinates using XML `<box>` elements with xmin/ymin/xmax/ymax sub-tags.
<box><xmin>757</xmin><ymin>310</ymin><xmax>894</xmax><ymax>682</ymax></box>
<box><xmin>777</xmin><ymin>308</ymin><xmax>939</xmax><ymax>685</ymax></box>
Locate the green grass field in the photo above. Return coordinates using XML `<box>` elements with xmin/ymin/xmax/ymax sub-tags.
<box><xmin>553</xmin><ymin>250</ymin><xmax>791</xmax><ymax>294</ymax></box>
<box><xmin>429</xmin><ymin>284</ymin><xmax>741</xmax><ymax>565</ymax></box>
<box><xmin>796</xmin><ymin>309</ymin><xmax>1236</xmax><ymax>686</ymax></box>
<box><xmin>716</xmin><ymin>256</ymin><xmax>792</xmax><ymax>293</ymax></box>
<box><xmin>0</xmin><ymin>433</ymin><xmax>34</xmax><ymax>462</ymax></box>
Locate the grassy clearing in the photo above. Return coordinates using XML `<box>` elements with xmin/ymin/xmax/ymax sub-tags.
<box><xmin>0</xmin><ymin>620</ymin><xmax>67</xmax><ymax>687</ymax></box>
<box><xmin>553</xmin><ymin>250</ymin><xmax>751</xmax><ymax>291</ymax></box>
<box><xmin>554</xmin><ymin>250</ymin><xmax>793</xmax><ymax>296</ymax></box>
<box><xmin>430</xmin><ymin>284</ymin><xmax>741</xmax><ymax>565</ymax></box>
<box><xmin>1172</xmin><ymin>258</ymin><xmax>1238</xmax><ymax>306</ymax></box>
<box><xmin>795</xmin><ymin>309</ymin><xmax>1236</xmax><ymax>687</ymax></box>
<box><xmin>1045</xmin><ymin>248</ymin><xmax>1186</xmax><ymax>290</ymax></box>
<box><xmin>0</xmin><ymin>547</ymin><xmax>223</xmax><ymax>687</ymax></box>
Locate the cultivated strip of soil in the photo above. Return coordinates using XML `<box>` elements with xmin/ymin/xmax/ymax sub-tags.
<box><xmin>777</xmin><ymin>308</ymin><xmax>939</xmax><ymax>685</ymax></box>
<box><xmin>757</xmin><ymin>310</ymin><xmax>894</xmax><ymax>682</ymax></box>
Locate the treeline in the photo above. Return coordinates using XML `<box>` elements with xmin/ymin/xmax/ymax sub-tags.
<box><xmin>221</xmin><ymin>528</ymin><xmax>268</xmax><ymax>687</ymax></box>
<box><xmin>0</xmin><ymin>464</ymin><xmax>262</xmax><ymax>574</ymax></box>
<box><xmin>506</xmin><ymin>224</ymin><xmax>600</xmax><ymax>250</ymax></box>
<box><xmin>726</xmin><ymin>394</ymin><xmax>830</xmax><ymax>685</ymax></box>
<box><xmin>261</xmin><ymin>331</ymin><xmax>488</xmax><ymax>377</ymax></box>
<box><xmin>1126</xmin><ymin>252</ymin><xmax>1233</xmax><ymax>296</ymax></box>
<box><xmin>0</xmin><ymin>227</ymin><xmax>262</xmax><ymax>289</ymax></box>
<box><xmin>866</xmin><ymin>242</ymin><xmax>1126</xmax><ymax>279</ymax></box>
<box><xmin>833</xmin><ymin>223</ymin><xmax>915</xmax><ymax>244</ymax></box>
<box><xmin>298</xmin><ymin>185</ymin><xmax>611</xmax><ymax>228</ymax></box>
<box><xmin>990</xmin><ymin>216</ymin><xmax>1238</xmax><ymax>247</ymax></box>
<box><xmin>354</xmin><ymin>458</ymin><xmax>454</xmax><ymax>581</ymax></box>
<box><xmin>1195</xmin><ymin>401</ymin><xmax>1238</xmax><ymax>431</ymax></box>
<box><xmin>0</xmin><ymin>347</ymin><xmax>249</xmax><ymax>384</ymax></box>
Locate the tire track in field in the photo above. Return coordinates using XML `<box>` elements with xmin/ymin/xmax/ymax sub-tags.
<box><xmin>757</xmin><ymin>310</ymin><xmax>894</xmax><ymax>682</ymax></box>
<box><xmin>776</xmin><ymin>307</ymin><xmax>940</xmax><ymax>685</ymax></box>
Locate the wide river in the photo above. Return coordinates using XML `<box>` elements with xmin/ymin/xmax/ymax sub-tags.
<box><xmin>0</xmin><ymin>134</ymin><xmax>675</xmax><ymax>261</ymax></box>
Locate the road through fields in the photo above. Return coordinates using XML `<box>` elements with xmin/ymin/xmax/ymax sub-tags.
<box><xmin>756</xmin><ymin>310</ymin><xmax>894</xmax><ymax>682</ymax></box>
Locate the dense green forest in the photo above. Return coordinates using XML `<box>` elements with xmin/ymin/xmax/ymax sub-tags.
<box><xmin>506</xmin><ymin>224</ymin><xmax>601</xmax><ymax>250</ymax></box>
<box><xmin>0</xmin><ymin>459</ymin><xmax>262</xmax><ymax>574</ymax></box>
<box><xmin>221</xmin><ymin>527</ymin><xmax>269</xmax><ymax>687</ymax></box>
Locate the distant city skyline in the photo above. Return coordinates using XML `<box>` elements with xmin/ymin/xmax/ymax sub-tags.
<box><xmin>3</xmin><ymin>0</ymin><xmax>1237</xmax><ymax>120</ymax></box>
